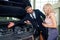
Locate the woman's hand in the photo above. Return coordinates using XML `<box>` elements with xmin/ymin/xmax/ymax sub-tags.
<box><xmin>42</xmin><ymin>23</ymin><xmax>48</xmax><ymax>28</ymax></box>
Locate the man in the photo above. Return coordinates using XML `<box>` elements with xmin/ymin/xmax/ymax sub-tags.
<box><xmin>25</xmin><ymin>6</ymin><xmax>48</xmax><ymax>40</ymax></box>
<box><xmin>8</xmin><ymin>6</ymin><xmax>48</xmax><ymax>40</ymax></box>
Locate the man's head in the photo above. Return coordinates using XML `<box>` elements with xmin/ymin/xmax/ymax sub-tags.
<box><xmin>25</xmin><ymin>6</ymin><xmax>33</xmax><ymax>14</ymax></box>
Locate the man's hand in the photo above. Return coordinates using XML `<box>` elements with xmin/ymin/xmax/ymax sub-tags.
<box><xmin>8</xmin><ymin>22</ymin><xmax>14</xmax><ymax>28</ymax></box>
<box><xmin>24</xmin><ymin>20</ymin><xmax>31</xmax><ymax>24</ymax></box>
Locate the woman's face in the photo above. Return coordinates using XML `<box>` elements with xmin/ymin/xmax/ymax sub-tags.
<box><xmin>43</xmin><ymin>6</ymin><xmax>51</xmax><ymax>15</ymax></box>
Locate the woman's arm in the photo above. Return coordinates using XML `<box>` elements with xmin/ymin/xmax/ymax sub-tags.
<box><xmin>42</xmin><ymin>14</ymin><xmax>57</xmax><ymax>28</ymax></box>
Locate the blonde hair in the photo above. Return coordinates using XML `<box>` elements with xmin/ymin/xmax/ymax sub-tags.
<box><xmin>43</xmin><ymin>3</ymin><xmax>54</xmax><ymax>13</ymax></box>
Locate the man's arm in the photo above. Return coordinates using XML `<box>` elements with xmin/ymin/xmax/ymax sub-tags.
<box><xmin>14</xmin><ymin>14</ymin><xmax>29</xmax><ymax>26</ymax></box>
<box><xmin>8</xmin><ymin>14</ymin><xmax>29</xmax><ymax>28</ymax></box>
<box><xmin>37</xmin><ymin>9</ymin><xmax>46</xmax><ymax>20</ymax></box>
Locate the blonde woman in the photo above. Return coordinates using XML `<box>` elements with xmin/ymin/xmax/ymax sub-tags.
<box><xmin>42</xmin><ymin>3</ymin><xmax>58</xmax><ymax>40</ymax></box>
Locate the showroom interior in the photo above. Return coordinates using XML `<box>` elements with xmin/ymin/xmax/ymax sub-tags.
<box><xmin>0</xmin><ymin>0</ymin><xmax>60</xmax><ymax>40</ymax></box>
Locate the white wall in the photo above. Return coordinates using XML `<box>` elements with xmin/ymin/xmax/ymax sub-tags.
<box><xmin>53</xmin><ymin>1</ymin><xmax>60</xmax><ymax>25</ymax></box>
<box><xmin>54</xmin><ymin>8</ymin><xmax>59</xmax><ymax>25</ymax></box>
